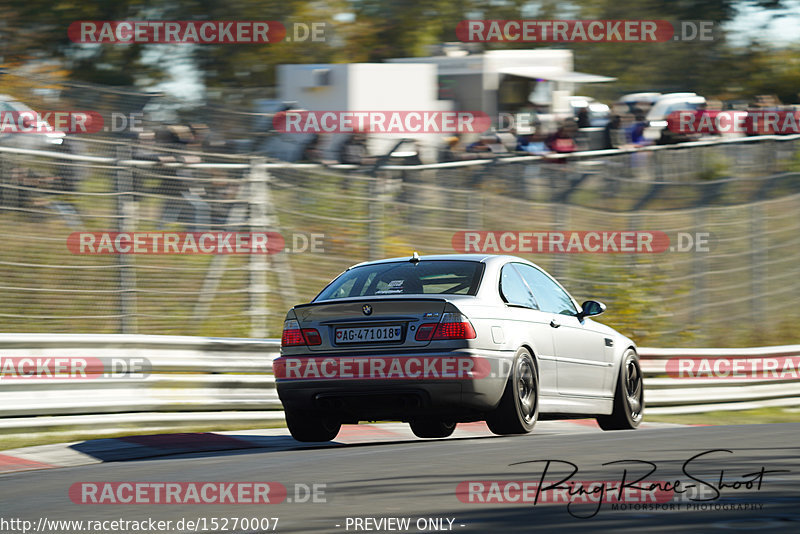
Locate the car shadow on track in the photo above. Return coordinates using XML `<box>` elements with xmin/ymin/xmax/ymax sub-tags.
<box><xmin>67</xmin><ymin>431</ymin><xmax>511</xmax><ymax>463</ymax></box>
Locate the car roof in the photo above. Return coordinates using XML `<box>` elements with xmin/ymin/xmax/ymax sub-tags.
<box><xmin>649</xmin><ymin>95</ymin><xmax>704</xmax><ymax>109</ymax></box>
<box><xmin>646</xmin><ymin>96</ymin><xmax>707</xmax><ymax>120</ymax></box>
<box><xmin>659</xmin><ymin>92</ymin><xmax>697</xmax><ymax>100</ymax></box>
<box><xmin>348</xmin><ymin>253</ymin><xmax>522</xmax><ymax>269</ymax></box>
<box><xmin>618</xmin><ymin>92</ymin><xmax>661</xmax><ymax>103</ymax></box>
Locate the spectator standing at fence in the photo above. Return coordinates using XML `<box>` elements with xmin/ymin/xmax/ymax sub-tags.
<box><xmin>338</xmin><ymin>133</ymin><xmax>369</xmax><ymax>164</ymax></box>
<box><xmin>466</xmin><ymin>134</ymin><xmax>501</xmax><ymax>154</ymax></box>
<box><xmin>516</xmin><ymin>128</ymin><xmax>549</xmax><ymax>155</ymax></box>
<box><xmin>576</xmin><ymin>106</ymin><xmax>591</xmax><ymax>128</ymax></box>
<box><xmin>439</xmin><ymin>136</ymin><xmax>462</xmax><ymax>162</ymax></box>
<box><xmin>300</xmin><ymin>134</ymin><xmax>322</xmax><ymax>162</ymax></box>
<box><xmin>515</xmin><ymin>132</ymin><xmax>531</xmax><ymax>152</ymax></box>
<box><xmin>155</xmin><ymin>125</ymin><xmax>210</xmax><ymax>232</ymax></box>
<box><xmin>545</xmin><ymin>119</ymin><xmax>578</xmax><ymax>154</ymax></box>
<box><xmin>602</xmin><ymin>115</ymin><xmax>622</xmax><ymax>149</ymax></box>
<box><xmin>628</xmin><ymin>113</ymin><xmax>649</xmax><ymax>146</ymax></box>
<box><xmin>0</xmin><ymin>144</ymin><xmax>83</xmax><ymax>228</ymax></box>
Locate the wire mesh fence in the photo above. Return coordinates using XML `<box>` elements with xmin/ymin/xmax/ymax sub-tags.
<box><xmin>1</xmin><ymin>135</ymin><xmax>799</xmax><ymax>346</ymax></box>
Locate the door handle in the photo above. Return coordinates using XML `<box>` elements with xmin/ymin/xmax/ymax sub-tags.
<box><xmin>549</xmin><ymin>319</ymin><xmax>561</xmax><ymax>328</ymax></box>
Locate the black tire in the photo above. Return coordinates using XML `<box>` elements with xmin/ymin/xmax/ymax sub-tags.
<box><xmin>409</xmin><ymin>420</ymin><xmax>456</xmax><ymax>439</ymax></box>
<box><xmin>486</xmin><ymin>348</ymin><xmax>538</xmax><ymax>435</ymax></box>
<box><xmin>597</xmin><ymin>349</ymin><xmax>644</xmax><ymax>430</ymax></box>
<box><xmin>285</xmin><ymin>409</ymin><xmax>341</xmax><ymax>442</ymax></box>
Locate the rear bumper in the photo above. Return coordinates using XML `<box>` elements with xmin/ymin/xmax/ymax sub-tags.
<box><xmin>274</xmin><ymin>350</ymin><xmax>512</xmax><ymax>421</ymax></box>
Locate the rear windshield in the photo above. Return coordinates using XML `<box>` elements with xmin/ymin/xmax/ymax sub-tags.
<box><xmin>314</xmin><ymin>260</ymin><xmax>484</xmax><ymax>301</ymax></box>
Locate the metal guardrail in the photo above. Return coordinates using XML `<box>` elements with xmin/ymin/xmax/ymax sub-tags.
<box><xmin>0</xmin><ymin>334</ymin><xmax>282</xmax><ymax>436</ymax></box>
<box><xmin>639</xmin><ymin>345</ymin><xmax>800</xmax><ymax>414</ymax></box>
<box><xmin>1</xmin><ymin>335</ymin><xmax>798</xmax><ymax>438</ymax></box>
<box><xmin>3</xmin><ymin>131</ymin><xmax>799</xmax><ymax>170</ymax></box>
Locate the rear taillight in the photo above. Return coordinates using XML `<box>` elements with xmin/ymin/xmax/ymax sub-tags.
<box><xmin>434</xmin><ymin>314</ymin><xmax>477</xmax><ymax>339</ymax></box>
<box><xmin>302</xmin><ymin>328</ymin><xmax>322</xmax><ymax>345</ymax></box>
<box><xmin>415</xmin><ymin>323</ymin><xmax>437</xmax><ymax>341</ymax></box>
<box><xmin>415</xmin><ymin>312</ymin><xmax>476</xmax><ymax>341</ymax></box>
<box><xmin>281</xmin><ymin>319</ymin><xmax>322</xmax><ymax>346</ymax></box>
<box><xmin>281</xmin><ymin>320</ymin><xmax>305</xmax><ymax>346</ymax></box>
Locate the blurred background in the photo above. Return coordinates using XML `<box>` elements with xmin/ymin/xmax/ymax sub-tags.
<box><xmin>2</xmin><ymin>0</ymin><xmax>800</xmax><ymax>346</ymax></box>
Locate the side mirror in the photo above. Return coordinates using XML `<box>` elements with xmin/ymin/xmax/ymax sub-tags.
<box><xmin>578</xmin><ymin>300</ymin><xmax>606</xmax><ymax>320</ymax></box>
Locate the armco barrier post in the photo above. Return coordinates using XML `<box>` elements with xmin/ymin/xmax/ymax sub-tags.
<box><xmin>367</xmin><ymin>176</ymin><xmax>384</xmax><ymax>261</ymax></box>
<box><xmin>750</xmin><ymin>203</ymin><xmax>765</xmax><ymax>327</ymax></box>
<box><xmin>690</xmin><ymin>208</ymin><xmax>706</xmax><ymax>340</ymax></box>
<box><xmin>116</xmin><ymin>146</ymin><xmax>137</xmax><ymax>334</ymax></box>
<box><xmin>248</xmin><ymin>158</ymin><xmax>269</xmax><ymax>338</ymax></box>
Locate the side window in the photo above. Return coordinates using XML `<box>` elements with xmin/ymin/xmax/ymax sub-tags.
<box><xmin>499</xmin><ymin>264</ymin><xmax>537</xmax><ymax>308</ymax></box>
<box><xmin>514</xmin><ymin>264</ymin><xmax>577</xmax><ymax>315</ymax></box>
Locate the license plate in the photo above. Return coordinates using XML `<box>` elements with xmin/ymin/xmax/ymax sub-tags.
<box><xmin>335</xmin><ymin>326</ymin><xmax>402</xmax><ymax>344</ymax></box>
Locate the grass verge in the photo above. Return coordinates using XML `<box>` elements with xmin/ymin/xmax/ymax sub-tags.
<box><xmin>645</xmin><ymin>406</ymin><xmax>800</xmax><ymax>426</ymax></box>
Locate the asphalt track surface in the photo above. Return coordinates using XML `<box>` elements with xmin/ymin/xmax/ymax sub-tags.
<box><xmin>1</xmin><ymin>422</ymin><xmax>799</xmax><ymax>534</ymax></box>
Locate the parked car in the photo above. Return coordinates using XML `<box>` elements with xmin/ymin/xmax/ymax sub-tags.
<box><xmin>0</xmin><ymin>94</ymin><xmax>66</xmax><ymax>150</ymax></box>
<box><xmin>643</xmin><ymin>94</ymin><xmax>707</xmax><ymax>142</ymax></box>
<box><xmin>614</xmin><ymin>92</ymin><xmax>662</xmax><ymax>115</ymax></box>
<box><xmin>275</xmin><ymin>254</ymin><xmax>644</xmax><ymax>442</ymax></box>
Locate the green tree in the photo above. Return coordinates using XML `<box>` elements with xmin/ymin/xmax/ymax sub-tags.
<box><xmin>1</xmin><ymin>0</ymin><xmax>797</xmax><ymax>102</ymax></box>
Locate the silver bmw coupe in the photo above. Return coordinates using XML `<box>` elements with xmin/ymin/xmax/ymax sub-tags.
<box><xmin>275</xmin><ymin>254</ymin><xmax>644</xmax><ymax>442</ymax></box>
